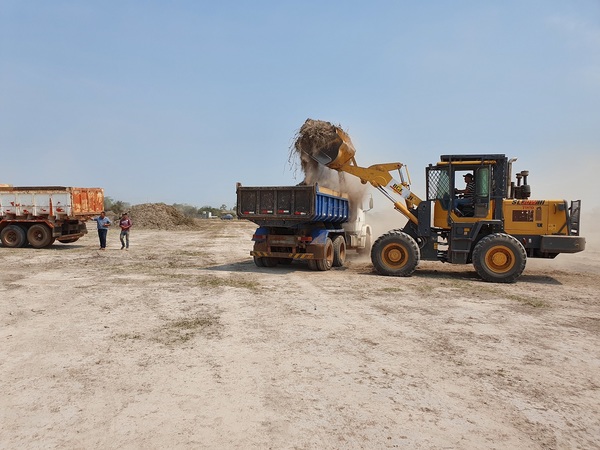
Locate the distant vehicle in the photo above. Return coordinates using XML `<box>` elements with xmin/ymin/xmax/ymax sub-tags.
<box><xmin>0</xmin><ymin>185</ymin><xmax>104</xmax><ymax>248</ymax></box>
<box><xmin>221</xmin><ymin>214</ymin><xmax>234</xmax><ymax>220</ymax></box>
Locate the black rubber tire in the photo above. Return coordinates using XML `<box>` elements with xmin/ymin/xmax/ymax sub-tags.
<box><xmin>253</xmin><ymin>256</ymin><xmax>266</xmax><ymax>267</ymax></box>
<box><xmin>307</xmin><ymin>260</ymin><xmax>318</xmax><ymax>271</ymax></box>
<box><xmin>1</xmin><ymin>225</ymin><xmax>27</xmax><ymax>248</ymax></box>
<box><xmin>315</xmin><ymin>237</ymin><xmax>334</xmax><ymax>271</ymax></box>
<box><xmin>332</xmin><ymin>235</ymin><xmax>346</xmax><ymax>267</ymax></box>
<box><xmin>371</xmin><ymin>230</ymin><xmax>420</xmax><ymax>276</ymax></box>
<box><xmin>27</xmin><ymin>224</ymin><xmax>53</xmax><ymax>248</ymax></box>
<box><xmin>472</xmin><ymin>233</ymin><xmax>527</xmax><ymax>283</ymax></box>
<box><xmin>262</xmin><ymin>258</ymin><xmax>278</xmax><ymax>267</ymax></box>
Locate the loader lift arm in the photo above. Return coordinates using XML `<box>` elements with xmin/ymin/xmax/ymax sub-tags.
<box><xmin>310</xmin><ymin>127</ymin><xmax>422</xmax><ymax>225</ymax></box>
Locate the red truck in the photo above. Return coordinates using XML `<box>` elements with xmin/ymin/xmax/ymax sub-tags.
<box><xmin>0</xmin><ymin>185</ymin><xmax>104</xmax><ymax>248</ymax></box>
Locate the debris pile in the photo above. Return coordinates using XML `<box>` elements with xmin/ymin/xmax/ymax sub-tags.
<box><xmin>127</xmin><ymin>203</ymin><xmax>198</xmax><ymax>230</ymax></box>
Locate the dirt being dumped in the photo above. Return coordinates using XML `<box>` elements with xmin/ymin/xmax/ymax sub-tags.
<box><xmin>291</xmin><ymin>118</ymin><xmax>369</xmax><ymax>211</ymax></box>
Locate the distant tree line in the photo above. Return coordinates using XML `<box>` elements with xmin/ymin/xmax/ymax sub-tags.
<box><xmin>104</xmin><ymin>197</ymin><xmax>235</xmax><ymax>218</ymax></box>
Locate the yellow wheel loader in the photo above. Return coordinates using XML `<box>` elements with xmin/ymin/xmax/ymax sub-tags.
<box><xmin>310</xmin><ymin>127</ymin><xmax>585</xmax><ymax>283</ymax></box>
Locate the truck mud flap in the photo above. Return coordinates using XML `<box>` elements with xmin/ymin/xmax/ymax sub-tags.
<box><xmin>251</xmin><ymin>251</ymin><xmax>314</xmax><ymax>260</ymax></box>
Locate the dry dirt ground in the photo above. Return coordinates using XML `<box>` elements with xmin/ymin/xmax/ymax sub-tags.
<box><xmin>1</xmin><ymin>219</ymin><xmax>599</xmax><ymax>449</ymax></box>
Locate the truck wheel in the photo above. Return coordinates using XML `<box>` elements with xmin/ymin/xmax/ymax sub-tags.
<box><xmin>473</xmin><ymin>233</ymin><xmax>527</xmax><ymax>283</ymax></box>
<box><xmin>315</xmin><ymin>237</ymin><xmax>334</xmax><ymax>271</ymax></box>
<box><xmin>1</xmin><ymin>225</ymin><xmax>27</xmax><ymax>248</ymax></box>
<box><xmin>262</xmin><ymin>258</ymin><xmax>278</xmax><ymax>267</ymax></box>
<box><xmin>253</xmin><ymin>256</ymin><xmax>277</xmax><ymax>267</ymax></box>
<box><xmin>371</xmin><ymin>230</ymin><xmax>420</xmax><ymax>276</ymax></box>
<box><xmin>332</xmin><ymin>235</ymin><xmax>346</xmax><ymax>267</ymax></box>
<box><xmin>27</xmin><ymin>224</ymin><xmax>53</xmax><ymax>248</ymax></box>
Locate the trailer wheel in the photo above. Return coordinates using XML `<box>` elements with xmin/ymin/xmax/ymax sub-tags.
<box><xmin>315</xmin><ymin>237</ymin><xmax>334</xmax><ymax>271</ymax></box>
<box><xmin>371</xmin><ymin>230</ymin><xmax>420</xmax><ymax>277</ymax></box>
<box><xmin>1</xmin><ymin>225</ymin><xmax>27</xmax><ymax>248</ymax></box>
<box><xmin>307</xmin><ymin>259</ymin><xmax>317</xmax><ymax>271</ymax></box>
<box><xmin>332</xmin><ymin>235</ymin><xmax>346</xmax><ymax>267</ymax></box>
<box><xmin>473</xmin><ymin>233</ymin><xmax>527</xmax><ymax>283</ymax></box>
<box><xmin>27</xmin><ymin>224</ymin><xmax>53</xmax><ymax>248</ymax></box>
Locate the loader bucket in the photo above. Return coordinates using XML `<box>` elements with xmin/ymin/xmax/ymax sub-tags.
<box><xmin>311</xmin><ymin>127</ymin><xmax>356</xmax><ymax>169</ymax></box>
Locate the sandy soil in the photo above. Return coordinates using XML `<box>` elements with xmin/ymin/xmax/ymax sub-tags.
<box><xmin>1</xmin><ymin>220</ymin><xmax>599</xmax><ymax>449</ymax></box>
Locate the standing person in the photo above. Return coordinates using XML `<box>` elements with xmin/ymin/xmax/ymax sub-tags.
<box><xmin>92</xmin><ymin>211</ymin><xmax>111</xmax><ymax>250</ymax></box>
<box><xmin>119</xmin><ymin>212</ymin><xmax>133</xmax><ymax>250</ymax></box>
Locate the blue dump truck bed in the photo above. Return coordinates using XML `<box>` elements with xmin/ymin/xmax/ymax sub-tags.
<box><xmin>236</xmin><ymin>184</ymin><xmax>349</xmax><ymax>227</ymax></box>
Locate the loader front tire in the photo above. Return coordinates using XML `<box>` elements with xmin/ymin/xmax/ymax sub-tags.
<box><xmin>371</xmin><ymin>230</ymin><xmax>420</xmax><ymax>277</ymax></box>
<box><xmin>472</xmin><ymin>233</ymin><xmax>527</xmax><ymax>283</ymax></box>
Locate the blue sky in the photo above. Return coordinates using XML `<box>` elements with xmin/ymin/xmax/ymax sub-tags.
<box><xmin>1</xmin><ymin>1</ymin><xmax>599</xmax><ymax>213</ymax></box>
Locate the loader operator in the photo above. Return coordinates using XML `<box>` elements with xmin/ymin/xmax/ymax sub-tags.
<box><xmin>454</xmin><ymin>173</ymin><xmax>475</xmax><ymax>216</ymax></box>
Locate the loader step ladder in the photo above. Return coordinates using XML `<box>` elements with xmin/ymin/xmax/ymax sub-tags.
<box><xmin>569</xmin><ymin>200</ymin><xmax>581</xmax><ymax>236</ymax></box>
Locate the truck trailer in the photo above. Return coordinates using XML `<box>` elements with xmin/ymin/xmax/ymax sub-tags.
<box><xmin>0</xmin><ymin>185</ymin><xmax>104</xmax><ymax>248</ymax></box>
<box><xmin>236</xmin><ymin>183</ymin><xmax>372</xmax><ymax>270</ymax></box>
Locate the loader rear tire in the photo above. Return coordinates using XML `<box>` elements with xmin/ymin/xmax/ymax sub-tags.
<box><xmin>27</xmin><ymin>224</ymin><xmax>53</xmax><ymax>248</ymax></box>
<box><xmin>472</xmin><ymin>233</ymin><xmax>527</xmax><ymax>283</ymax></box>
<box><xmin>371</xmin><ymin>230</ymin><xmax>420</xmax><ymax>277</ymax></box>
<box><xmin>332</xmin><ymin>235</ymin><xmax>346</xmax><ymax>267</ymax></box>
<box><xmin>1</xmin><ymin>225</ymin><xmax>27</xmax><ymax>248</ymax></box>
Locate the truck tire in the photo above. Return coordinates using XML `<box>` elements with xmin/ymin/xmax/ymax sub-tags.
<box><xmin>472</xmin><ymin>233</ymin><xmax>527</xmax><ymax>283</ymax></box>
<box><xmin>371</xmin><ymin>230</ymin><xmax>420</xmax><ymax>277</ymax></box>
<box><xmin>1</xmin><ymin>225</ymin><xmax>27</xmax><ymax>248</ymax></box>
<box><xmin>253</xmin><ymin>256</ymin><xmax>265</xmax><ymax>267</ymax></box>
<box><xmin>253</xmin><ymin>256</ymin><xmax>277</xmax><ymax>267</ymax></box>
<box><xmin>27</xmin><ymin>224</ymin><xmax>53</xmax><ymax>248</ymax></box>
<box><xmin>315</xmin><ymin>237</ymin><xmax>334</xmax><ymax>271</ymax></box>
<box><xmin>332</xmin><ymin>235</ymin><xmax>346</xmax><ymax>267</ymax></box>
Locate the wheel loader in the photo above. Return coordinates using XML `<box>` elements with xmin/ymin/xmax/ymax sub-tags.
<box><xmin>309</xmin><ymin>126</ymin><xmax>585</xmax><ymax>283</ymax></box>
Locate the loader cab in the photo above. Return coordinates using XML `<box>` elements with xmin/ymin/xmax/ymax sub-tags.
<box><xmin>426</xmin><ymin>154</ymin><xmax>508</xmax><ymax>228</ymax></box>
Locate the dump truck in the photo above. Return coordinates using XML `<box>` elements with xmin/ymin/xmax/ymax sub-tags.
<box><xmin>307</xmin><ymin>124</ymin><xmax>585</xmax><ymax>282</ymax></box>
<box><xmin>0</xmin><ymin>185</ymin><xmax>104</xmax><ymax>248</ymax></box>
<box><xmin>236</xmin><ymin>183</ymin><xmax>372</xmax><ymax>270</ymax></box>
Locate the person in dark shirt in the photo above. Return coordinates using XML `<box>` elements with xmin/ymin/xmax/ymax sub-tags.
<box><xmin>454</xmin><ymin>173</ymin><xmax>475</xmax><ymax>216</ymax></box>
<box><xmin>119</xmin><ymin>212</ymin><xmax>133</xmax><ymax>250</ymax></box>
